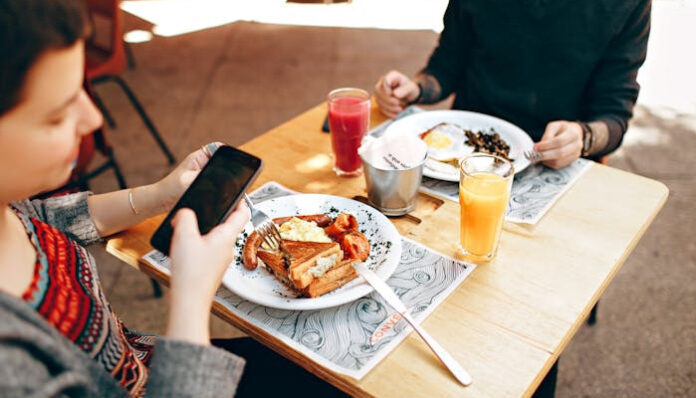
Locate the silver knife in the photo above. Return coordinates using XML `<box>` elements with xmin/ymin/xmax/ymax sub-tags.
<box><xmin>353</xmin><ymin>263</ymin><xmax>473</xmax><ymax>386</ymax></box>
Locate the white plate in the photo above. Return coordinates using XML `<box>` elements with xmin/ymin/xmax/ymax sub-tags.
<box><xmin>222</xmin><ymin>194</ymin><xmax>402</xmax><ymax>310</ymax></box>
<box><xmin>385</xmin><ymin>110</ymin><xmax>534</xmax><ymax>182</ymax></box>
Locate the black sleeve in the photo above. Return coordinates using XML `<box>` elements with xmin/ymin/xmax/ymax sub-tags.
<box><xmin>582</xmin><ymin>0</ymin><xmax>651</xmax><ymax>157</ymax></box>
<box><xmin>422</xmin><ymin>0</ymin><xmax>469</xmax><ymax>100</ymax></box>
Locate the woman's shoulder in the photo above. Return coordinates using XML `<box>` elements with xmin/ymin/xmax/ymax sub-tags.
<box><xmin>11</xmin><ymin>192</ymin><xmax>100</xmax><ymax>245</ymax></box>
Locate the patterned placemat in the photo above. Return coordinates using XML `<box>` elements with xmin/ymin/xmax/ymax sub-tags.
<box><xmin>143</xmin><ymin>182</ymin><xmax>476</xmax><ymax>379</ymax></box>
<box><xmin>420</xmin><ymin>159</ymin><xmax>592</xmax><ymax>224</ymax></box>
<box><xmin>370</xmin><ymin>107</ymin><xmax>593</xmax><ymax>225</ymax></box>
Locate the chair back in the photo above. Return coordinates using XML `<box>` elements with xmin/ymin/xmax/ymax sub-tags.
<box><xmin>85</xmin><ymin>0</ymin><xmax>127</xmax><ymax>79</ymax></box>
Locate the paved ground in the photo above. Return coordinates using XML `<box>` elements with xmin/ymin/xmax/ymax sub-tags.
<box><xmin>86</xmin><ymin>2</ymin><xmax>695</xmax><ymax>396</ymax></box>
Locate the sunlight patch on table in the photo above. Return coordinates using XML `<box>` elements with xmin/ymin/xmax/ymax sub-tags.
<box><xmin>295</xmin><ymin>153</ymin><xmax>332</xmax><ymax>173</ymax></box>
<box><xmin>305</xmin><ymin>181</ymin><xmax>337</xmax><ymax>192</ymax></box>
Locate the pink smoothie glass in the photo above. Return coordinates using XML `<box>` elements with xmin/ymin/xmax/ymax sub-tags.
<box><xmin>327</xmin><ymin>88</ymin><xmax>370</xmax><ymax>177</ymax></box>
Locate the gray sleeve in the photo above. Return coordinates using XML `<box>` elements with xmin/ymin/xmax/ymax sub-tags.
<box><xmin>0</xmin><ymin>341</ymin><xmax>99</xmax><ymax>398</ymax></box>
<box><xmin>146</xmin><ymin>338</ymin><xmax>246</xmax><ymax>398</ymax></box>
<box><xmin>12</xmin><ymin>192</ymin><xmax>101</xmax><ymax>245</ymax></box>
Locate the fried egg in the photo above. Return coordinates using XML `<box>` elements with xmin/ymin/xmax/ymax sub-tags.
<box><xmin>423</xmin><ymin>130</ymin><xmax>453</xmax><ymax>149</ymax></box>
<box><xmin>419</xmin><ymin>122</ymin><xmax>473</xmax><ymax>162</ymax></box>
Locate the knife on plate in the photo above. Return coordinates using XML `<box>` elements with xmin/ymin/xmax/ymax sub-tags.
<box><xmin>353</xmin><ymin>263</ymin><xmax>473</xmax><ymax>386</ymax></box>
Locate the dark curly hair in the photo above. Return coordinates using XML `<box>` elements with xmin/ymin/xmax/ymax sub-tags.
<box><xmin>0</xmin><ymin>0</ymin><xmax>89</xmax><ymax>115</ymax></box>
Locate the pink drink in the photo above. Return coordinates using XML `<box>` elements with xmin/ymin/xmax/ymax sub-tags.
<box><xmin>327</xmin><ymin>88</ymin><xmax>370</xmax><ymax>177</ymax></box>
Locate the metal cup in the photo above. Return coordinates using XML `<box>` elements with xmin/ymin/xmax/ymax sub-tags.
<box><xmin>360</xmin><ymin>153</ymin><xmax>426</xmax><ymax>216</ymax></box>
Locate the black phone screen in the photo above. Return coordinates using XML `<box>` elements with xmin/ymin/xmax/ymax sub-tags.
<box><xmin>150</xmin><ymin>145</ymin><xmax>262</xmax><ymax>255</ymax></box>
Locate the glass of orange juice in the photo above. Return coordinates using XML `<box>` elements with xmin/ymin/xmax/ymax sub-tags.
<box><xmin>459</xmin><ymin>153</ymin><xmax>514</xmax><ymax>263</ymax></box>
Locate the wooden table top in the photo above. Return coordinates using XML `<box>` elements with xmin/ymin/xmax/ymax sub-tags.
<box><xmin>106</xmin><ymin>102</ymin><xmax>668</xmax><ymax>397</ymax></box>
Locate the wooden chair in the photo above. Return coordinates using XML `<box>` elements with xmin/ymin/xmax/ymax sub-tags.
<box><xmin>84</xmin><ymin>0</ymin><xmax>175</xmax><ymax>165</ymax></box>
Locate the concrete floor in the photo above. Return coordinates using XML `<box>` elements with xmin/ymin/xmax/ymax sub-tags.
<box><xmin>86</xmin><ymin>4</ymin><xmax>695</xmax><ymax>397</ymax></box>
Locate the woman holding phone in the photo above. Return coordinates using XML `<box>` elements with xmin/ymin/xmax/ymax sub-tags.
<box><xmin>0</xmin><ymin>0</ymin><xmax>343</xmax><ymax>396</ymax></box>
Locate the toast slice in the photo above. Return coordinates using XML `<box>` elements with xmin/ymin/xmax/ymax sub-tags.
<box><xmin>257</xmin><ymin>249</ymin><xmax>293</xmax><ymax>287</ymax></box>
<box><xmin>257</xmin><ymin>240</ymin><xmax>343</xmax><ymax>290</ymax></box>
<box><xmin>303</xmin><ymin>258</ymin><xmax>360</xmax><ymax>298</ymax></box>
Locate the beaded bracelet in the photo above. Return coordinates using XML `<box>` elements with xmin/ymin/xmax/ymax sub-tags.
<box><xmin>409</xmin><ymin>82</ymin><xmax>424</xmax><ymax>105</ymax></box>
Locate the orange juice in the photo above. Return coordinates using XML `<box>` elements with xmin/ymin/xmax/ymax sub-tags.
<box><xmin>459</xmin><ymin>172</ymin><xmax>511</xmax><ymax>261</ymax></box>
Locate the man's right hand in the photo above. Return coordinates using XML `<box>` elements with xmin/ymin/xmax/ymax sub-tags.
<box><xmin>374</xmin><ymin>70</ymin><xmax>420</xmax><ymax>118</ymax></box>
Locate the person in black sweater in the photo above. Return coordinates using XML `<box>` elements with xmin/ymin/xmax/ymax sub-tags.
<box><xmin>375</xmin><ymin>0</ymin><xmax>651</xmax><ymax>169</ymax></box>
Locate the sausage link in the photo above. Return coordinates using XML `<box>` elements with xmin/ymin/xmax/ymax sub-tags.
<box><xmin>242</xmin><ymin>231</ymin><xmax>262</xmax><ymax>270</ymax></box>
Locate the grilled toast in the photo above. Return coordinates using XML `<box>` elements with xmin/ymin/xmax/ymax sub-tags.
<box><xmin>247</xmin><ymin>213</ymin><xmax>370</xmax><ymax>298</ymax></box>
<box><xmin>303</xmin><ymin>258</ymin><xmax>359</xmax><ymax>298</ymax></box>
<box><xmin>257</xmin><ymin>240</ymin><xmax>343</xmax><ymax>290</ymax></box>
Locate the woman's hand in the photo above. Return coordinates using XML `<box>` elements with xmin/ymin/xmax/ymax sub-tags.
<box><xmin>87</xmin><ymin>143</ymin><xmax>224</xmax><ymax>237</ymax></box>
<box><xmin>374</xmin><ymin>70</ymin><xmax>420</xmax><ymax>118</ymax></box>
<box><xmin>155</xmin><ymin>142</ymin><xmax>222</xmax><ymax>213</ymax></box>
<box><xmin>166</xmin><ymin>203</ymin><xmax>250</xmax><ymax>345</ymax></box>
<box><xmin>534</xmin><ymin>121</ymin><xmax>583</xmax><ymax>169</ymax></box>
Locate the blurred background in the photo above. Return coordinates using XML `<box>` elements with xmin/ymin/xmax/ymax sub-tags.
<box><xmin>84</xmin><ymin>1</ymin><xmax>695</xmax><ymax>396</ymax></box>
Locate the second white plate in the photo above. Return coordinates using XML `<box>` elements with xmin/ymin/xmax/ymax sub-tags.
<box><xmin>385</xmin><ymin>110</ymin><xmax>534</xmax><ymax>182</ymax></box>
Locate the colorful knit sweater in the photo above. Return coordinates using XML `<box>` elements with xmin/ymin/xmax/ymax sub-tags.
<box><xmin>11</xmin><ymin>193</ymin><xmax>169</xmax><ymax>396</ymax></box>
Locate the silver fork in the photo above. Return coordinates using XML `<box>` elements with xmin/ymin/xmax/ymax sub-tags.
<box><xmin>243</xmin><ymin>194</ymin><xmax>282</xmax><ymax>251</ymax></box>
<box><xmin>524</xmin><ymin>149</ymin><xmax>543</xmax><ymax>163</ymax></box>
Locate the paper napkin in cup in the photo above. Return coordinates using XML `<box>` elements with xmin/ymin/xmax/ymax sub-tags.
<box><xmin>359</xmin><ymin>128</ymin><xmax>427</xmax><ymax>170</ymax></box>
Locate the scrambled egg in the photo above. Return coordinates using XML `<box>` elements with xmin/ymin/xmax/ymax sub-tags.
<box><xmin>279</xmin><ymin>217</ymin><xmax>331</xmax><ymax>243</ymax></box>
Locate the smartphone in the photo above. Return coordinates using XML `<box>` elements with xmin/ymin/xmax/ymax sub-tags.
<box><xmin>321</xmin><ymin>113</ymin><xmax>330</xmax><ymax>133</ymax></box>
<box><xmin>150</xmin><ymin>145</ymin><xmax>262</xmax><ymax>255</ymax></box>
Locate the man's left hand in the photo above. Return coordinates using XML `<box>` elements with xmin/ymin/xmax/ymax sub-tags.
<box><xmin>534</xmin><ymin>121</ymin><xmax>583</xmax><ymax>169</ymax></box>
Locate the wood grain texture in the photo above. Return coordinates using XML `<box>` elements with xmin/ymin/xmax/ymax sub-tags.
<box><xmin>106</xmin><ymin>101</ymin><xmax>668</xmax><ymax>397</ymax></box>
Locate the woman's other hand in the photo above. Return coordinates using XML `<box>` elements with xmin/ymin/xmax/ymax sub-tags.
<box><xmin>374</xmin><ymin>70</ymin><xmax>420</xmax><ymax>118</ymax></box>
<box><xmin>165</xmin><ymin>202</ymin><xmax>250</xmax><ymax>345</ymax></box>
<box><xmin>155</xmin><ymin>142</ymin><xmax>223</xmax><ymax>213</ymax></box>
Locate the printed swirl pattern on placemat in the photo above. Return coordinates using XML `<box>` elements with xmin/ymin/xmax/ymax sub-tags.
<box><xmin>505</xmin><ymin>159</ymin><xmax>591</xmax><ymax>222</ymax></box>
<box><xmin>421</xmin><ymin>159</ymin><xmax>592</xmax><ymax>224</ymax></box>
<box><xmin>215</xmin><ymin>230</ymin><xmax>470</xmax><ymax>373</ymax></box>
<box><xmin>143</xmin><ymin>182</ymin><xmax>476</xmax><ymax>378</ymax></box>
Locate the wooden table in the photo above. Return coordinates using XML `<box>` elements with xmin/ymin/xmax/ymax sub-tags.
<box><xmin>106</xmin><ymin>102</ymin><xmax>668</xmax><ymax>397</ymax></box>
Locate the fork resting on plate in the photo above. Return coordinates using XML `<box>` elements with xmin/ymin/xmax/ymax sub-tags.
<box><xmin>243</xmin><ymin>194</ymin><xmax>282</xmax><ymax>251</ymax></box>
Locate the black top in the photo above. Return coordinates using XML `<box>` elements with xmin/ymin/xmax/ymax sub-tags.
<box><xmin>424</xmin><ymin>0</ymin><xmax>651</xmax><ymax>156</ymax></box>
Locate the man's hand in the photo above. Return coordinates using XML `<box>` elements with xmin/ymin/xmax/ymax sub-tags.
<box><xmin>374</xmin><ymin>70</ymin><xmax>420</xmax><ymax>118</ymax></box>
<box><xmin>534</xmin><ymin>121</ymin><xmax>583</xmax><ymax>169</ymax></box>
